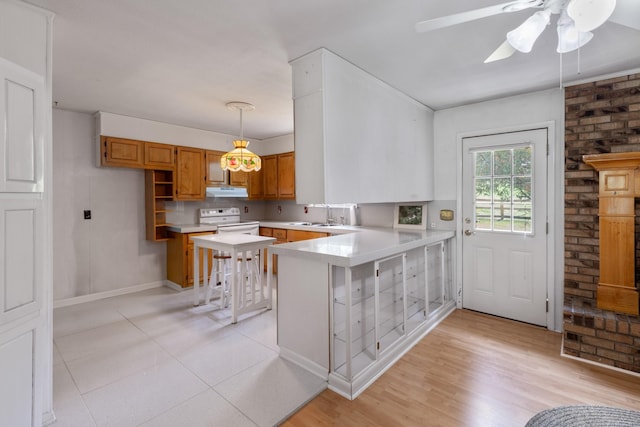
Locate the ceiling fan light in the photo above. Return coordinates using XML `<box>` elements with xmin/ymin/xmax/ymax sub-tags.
<box><xmin>557</xmin><ymin>10</ymin><xmax>593</xmax><ymax>53</ymax></box>
<box><xmin>567</xmin><ymin>0</ymin><xmax>616</xmax><ymax>32</ymax></box>
<box><xmin>506</xmin><ymin>9</ymin><xmax>552</xmax><ymax>53</ymax></box>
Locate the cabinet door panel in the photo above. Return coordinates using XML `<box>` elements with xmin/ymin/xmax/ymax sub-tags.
<box><xmin>206</xmin><ymin>150</ymin><xmax>227</xmax><ymax>185</ymax></box>
<box><xmin>0</xmin><ymin>59</ymin><xmax>44</xmax><ymax>192</ymax></box>
<box><xmin>278</xmin><ymin>152</ymin><xmax>295</xmax><ymax>199</ymax></box>
<box><xmin>102</xmin><ymin>136</ymin><xmax>144</xmax><ymax>168</ymax></box>
<box><xmin>175</xmin><ymin>147</ymin><xmax>205</xmax><ymax>200</ymax></box>
<box><xmin>145</xmin><ymin>142</ymin><xmax>174</xmax><ymax>169</ymax></box>
<box><xmin>263</xmin><ymin>155</ymin><xmax>278</xmax><ymax>199</ymax></box>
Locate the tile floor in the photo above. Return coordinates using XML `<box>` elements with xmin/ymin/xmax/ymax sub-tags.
<box><xmin>52</xmin><ymin>285</ymin><xmax>327</xmax><ymax>427</ymax></box>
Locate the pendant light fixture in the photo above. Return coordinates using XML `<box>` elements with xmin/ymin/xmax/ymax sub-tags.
<box><xmin>220</xmin><ymin>101</ymin><xmax>261</xmax><ymax>172</ymax></box>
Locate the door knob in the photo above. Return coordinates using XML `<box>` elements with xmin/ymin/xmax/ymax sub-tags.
<box><xmin>464</xmin><ymin>229</ymin><xmax>474</xmax><ymax>236</ymax></box>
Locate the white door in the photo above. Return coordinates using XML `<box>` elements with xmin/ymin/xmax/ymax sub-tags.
<box><xmin>0</xmin><ymin>40</ymin><xmax>49</xmax><ymax>426</ymax></box>
<box><xmin>462</xmin><ymin>128</ymin><xmax>548</xmax><ymax>326</ymax></box>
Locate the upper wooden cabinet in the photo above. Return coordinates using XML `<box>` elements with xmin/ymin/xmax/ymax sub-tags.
<box><xmin>205</xmin><ymin>150</ymin><xmax>227</xmax><ymax>185</ymax></box>
<box><xmin>248</xmin><ymin>168</ymin><xmax>264</xmax><ymax>199</ymax></box>
<box><xmin>144</xmin><ymin>142</ymin><xmax>174</xmax><ymax>170</ymax></box>
<box><xmin>101</xmin><ymin>136</ymin><xmax>144</xmax><ymax>168</ymax></box>
<box><xmin>278</xmin><ymin>152</ymin><xmax>295</xmax><ymax>199</ymax></box>
<box><xmin>259</xmin><ymin>152</ymin><xmax>294</xmax><ymax>200</ymax></box>
<box><xmin>175</xmin><ymin>146</ymin><xmax>205</xmax><ymax>200</ymax></box>
<box><xmin>101</xmin><ymin>136</ymin><xmax>174</xmax><ymax>170</ymax></box>
<box><xmin>230</xmin><ymin>170</ymin><xmax>248</xmax><ymax>187</ymax></box>
<box><xmin>263</xmin><ymin>155</ymin><xmax>278</xmax><ymax>199</ymax></box>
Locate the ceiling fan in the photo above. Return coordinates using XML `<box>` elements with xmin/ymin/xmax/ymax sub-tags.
<box><xmin>415</xmin><ymin>0</ymin><xmax>634</xmax><ymax>63</ymax></box>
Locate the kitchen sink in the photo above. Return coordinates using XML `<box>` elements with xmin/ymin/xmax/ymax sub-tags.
<box><xmin>288</xmin><ymin>222</ymin><xmax>312</xmax><ymax>226</ymax></box>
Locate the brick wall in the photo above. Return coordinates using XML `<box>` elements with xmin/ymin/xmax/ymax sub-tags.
<box><xmin>563</xmin><ymin>73</ymin><xmax>640</xmax><ymax>372</ymax></box>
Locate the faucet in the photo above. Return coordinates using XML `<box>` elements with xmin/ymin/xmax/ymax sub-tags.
<box><xmin>326</xmin><ymin>205</ymin><xmax>337</xmax><ymax>225</ymax></box>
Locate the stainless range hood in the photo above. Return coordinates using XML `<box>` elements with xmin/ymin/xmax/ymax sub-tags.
<box><xmin>205</xmin><ymin>186</ymin><xmax>248</xmax><ymax>198</ymax></box>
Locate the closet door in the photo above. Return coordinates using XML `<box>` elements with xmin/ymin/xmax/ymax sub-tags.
<box><xmin>0</xmin><ymin>3</ymin><xmax>52</xmax><ymax>424</ymax></box>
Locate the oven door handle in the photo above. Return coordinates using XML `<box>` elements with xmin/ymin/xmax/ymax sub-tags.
<box><xmin>216</xmin><ymin>224</ymin><xmax>259</xmax><ymax>234</ymax></box>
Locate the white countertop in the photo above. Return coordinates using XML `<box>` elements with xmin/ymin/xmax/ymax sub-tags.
<box><xmin>257</xmin><ymin>221</ymin><xmax>357</xmax><ymax>234</ymax></box>
<box><xmin>269</xmin><ymin>227</ymin><xmax>455</xmax><ymax>267</ymax></box>
<box><xmin>167</xmin><ymin>221</ymin><xmax>357</xmax><ymax>234</ymax></box>
<box><xmin>166</xmin><ymin>224</ymin><xmax>217</xmax><ymax>233</ymax></box>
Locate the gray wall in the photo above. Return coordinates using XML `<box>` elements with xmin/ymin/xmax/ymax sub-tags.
<box><xmin>52</xmin><ymin>109</ymin><xmax>166</xmax><ymax>300</ymax></box>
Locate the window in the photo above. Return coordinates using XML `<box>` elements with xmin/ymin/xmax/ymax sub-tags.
<box><xmin>473</xmin><ymin>145</ymin><xmax>533</xmax><ymax>233</ymax></box>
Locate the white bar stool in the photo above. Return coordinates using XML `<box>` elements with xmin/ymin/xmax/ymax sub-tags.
<box><xmin>205</xmin><ymin>250</ymin><xmax>262</xmax><ymax>308</ymax></box>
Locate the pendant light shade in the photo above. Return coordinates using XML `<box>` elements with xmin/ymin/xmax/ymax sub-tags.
<box><xmin>557</xmin><ymin>9</ymin><xmax>593</xmax><ymax>53</ymax></box>
<box><xmin>567</xmin><ymin>0</ymin><xmax>616</xmax><ymax>32</ymax></box>
<box><xmin>506</xmin><ymin>9</ymin><xmax>551</xmax><ymax>53</ymax></box>
<box><xmin>221</xmin><ymin>102</ymin><xmax>261</xmax><ymax>172</ymax></box>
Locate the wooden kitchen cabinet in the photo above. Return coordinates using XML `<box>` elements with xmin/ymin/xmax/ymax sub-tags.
<box><xmin>263</xmin><ymin>155</ymin><xmax>278</xmax><ymax>199</ymax></box>
<box><xmin>278</xmin><ymin>152</ymin><xmax>295</xmax><ymax>199</ymax></box>
<box><xmin>101</xmin><ymin>136</ymin><xmax>144</xmax><ymax>168</ymax></box>
<box><xmin>286</xmin><ymin>229</ymin><xmax>328</xmax><ymax>242</ymax></box>
<box><xmin>230</xmin><ymin>170</ymin><xmax>249</xmax><ymax>187</ymax></box>
<box><xmin>256</xmin><ymin>152</ymin><xmax>295</xmax><ymax>200</ymax></box>
<box><xmin>175</xmin><ymin>146</ymin><xmax>206</xmax><ymax>200</ymax></box>
<box><xmin>205</xmin><ymin>150</ymin><xmax>228</xmax><ymax>185</ymax></box>
<box><xmin>167</xmin><ymin>231</ymin><xmax>214</xmax><ymax>288</ymax></box>
<box><xmin>248</xmin><ymin>168</ymin><xmax>264</xmax><ymax>199</ymax></box>
<box><xmin>145</xmin><ymin>169</ymin><xmax>174</xmax><ymax>241</ymax></box>
<box><xmin>144</xmin><ymin>142</ymin><xmax>175</xmax><ymax>169</ymax></box>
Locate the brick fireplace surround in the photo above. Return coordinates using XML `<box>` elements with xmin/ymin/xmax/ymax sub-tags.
<box><xmin>564</xmin><ymin>72</ymin><xmax>640</xmax><ymax>373</ymax></box>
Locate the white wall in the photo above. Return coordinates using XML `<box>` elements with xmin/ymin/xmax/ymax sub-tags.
<box><xmin>433</xmin><ymin>88</ymin><xmax>564</xmax><ymax>199</ymax></box>
<box><xmin>433</xmin><ymin>87</ymin><xmax>565</xmax><ymax>331</ymax></box>
<box><xmin>53</xmin><ymin>109</ymin><xmax>166</xmax><ymax>300</ymax></box>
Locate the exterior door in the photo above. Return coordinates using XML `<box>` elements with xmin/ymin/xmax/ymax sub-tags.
<box><xmin>462</xmin><ymin>128</ymin><xmax>548</xmax><ymax>326</ymax></box>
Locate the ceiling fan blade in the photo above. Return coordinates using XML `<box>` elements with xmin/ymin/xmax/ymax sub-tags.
<box><xmin>608</xmin><ymin>0</ymin><xmax>640</xmax><ymax>31</ymax></box>
<box><xmin>484</xmin><ymin>40</ymin><xmax>517</xmax><ymax>63</ymax></box>
<box><xmin>415</xmin><ymin>0</ymin><xmax>542</xmax><ymax>33</ymax></box>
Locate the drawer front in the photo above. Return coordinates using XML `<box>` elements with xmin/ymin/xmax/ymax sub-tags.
<box><xmin>273</xmin><ymin>228</ymin><xmax>287</xmax><ymax>240</ymax></box>
<box><xmin>259</xmin><ymin>227</ymin><xmax>273</xmax><ymax>237</ymax></box>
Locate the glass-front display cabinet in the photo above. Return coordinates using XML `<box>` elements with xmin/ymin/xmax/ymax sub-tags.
<box><xmin>330</xmin><ymin>239</ymin><xmax>453</xmax><ymax>398</ymax></box>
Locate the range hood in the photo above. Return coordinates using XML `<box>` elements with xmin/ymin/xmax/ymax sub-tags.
<box><xmin>205</xmin><ymin>186</ymin><xmax>248</xmax><ymax>198</ymax></box>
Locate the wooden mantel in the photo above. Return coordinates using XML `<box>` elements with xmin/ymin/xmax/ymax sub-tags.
<box><xmin>583</xmin><ymin>152</ymin><xmax>640</xmax><ymax>315</ymax></box>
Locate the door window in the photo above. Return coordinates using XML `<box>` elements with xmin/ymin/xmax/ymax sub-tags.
<box><xmin>473</xmin><ymin>145</ymin><xmax>533</xmax><ymax>233</ymax></box>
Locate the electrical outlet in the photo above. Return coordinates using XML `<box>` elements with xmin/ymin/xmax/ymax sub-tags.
<box><xmin>430</xmin><ymin>222</ymin><xmax>436</xmax><ymax>229</ymax></box>
<box><xmin>277</xmin><ymin>205</ymin><xmax>282</xmax><ymax>214</ymax></box>
<box><xmin>84</xmin><ymin>210</ymin><xmax>91</xmax><ymax>220</ymax></box>
<box><xmin>244</xmin><ymin>206</ymin><xmax>249</xmax><ymax>213</ymax></box>
<box><xmin>304</xmin><ymin>206</ymin><xmax>308</xmax><ymax>214</ymax></box>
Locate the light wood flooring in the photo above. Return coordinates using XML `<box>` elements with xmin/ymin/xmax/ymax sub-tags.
<box><xmin>282</xmin><ymin>309</ymin><xmax>640</xmax><ymax>427</ymax></box>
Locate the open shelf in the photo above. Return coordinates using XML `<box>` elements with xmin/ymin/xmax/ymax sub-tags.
<box><xmin>146</xmin><ymin>169</ymin><xmax>174</xmax><ymax>242</ymax></box>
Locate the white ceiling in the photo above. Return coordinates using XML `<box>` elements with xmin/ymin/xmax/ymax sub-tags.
<box><xmin>28</xmin><ymin>0</ymin><xmax>640</xmax><ymax>140</ymax></box>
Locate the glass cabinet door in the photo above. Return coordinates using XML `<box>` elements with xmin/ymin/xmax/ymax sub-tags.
<box><xmin>332</xmin><ymin>262</ymin><xmax>376</xmax><ymax>380</ymax></box>
<box><xmin>405</xmin><ymin>247</ymin><xmax>427</xmax><ymax>334</ymax></box>
<box><xmin>427</xmin><ymin>242</ymin><xmax>444</xmax><ymax>315</ymax></box>
<box><xmin>376</xmin><ymin>254</ymin><xmax>405</xmax><ymax>354</ymax></box>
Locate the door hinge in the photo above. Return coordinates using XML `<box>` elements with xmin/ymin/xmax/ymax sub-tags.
<box><xmin>546</xmin><ymin>222</ymin><xmax>549</xmax><ymax>234</ymax></box>
<box><xmin>376</xmin><ymin>269</ymin><xmax>379</xmax><ymax>277</ymax></box>
<box><xmin>546</xmin><ymin>298</ymin><xmax>549</xmax><ymax>313</ymax></box>
<box><xmin>376</xmin><ymin>342</ymin><xmax>380</xmax><ymax>350</ymax></box>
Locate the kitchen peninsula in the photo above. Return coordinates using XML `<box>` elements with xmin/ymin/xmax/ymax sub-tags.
<box><xmin>270</xmin><ymin>227</ymin><xmax>455</xmax><ymax>399</ymax></box>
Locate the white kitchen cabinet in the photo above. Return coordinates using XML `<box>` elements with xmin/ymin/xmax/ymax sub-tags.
<box><xmin>291</xmin><ymin>48</ymin><xmax>434</xmax><ymax>204</ymax></box>
<box><xmin>328</xmin><ymin>239</ymin><xmax>452</xmax><ymax>399</ymax></box>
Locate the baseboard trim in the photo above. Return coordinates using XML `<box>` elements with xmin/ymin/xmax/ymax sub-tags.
<box><xmin>53</xmin><ymin>281</ymin><xmax>165</xmax><ymax>308</ymax></box>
